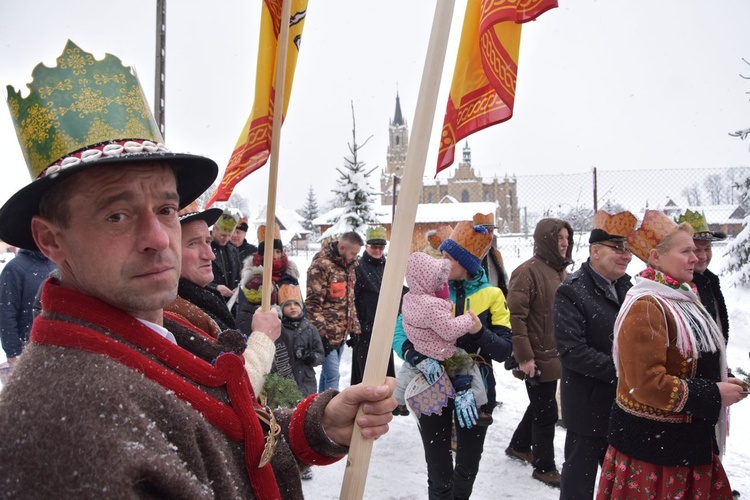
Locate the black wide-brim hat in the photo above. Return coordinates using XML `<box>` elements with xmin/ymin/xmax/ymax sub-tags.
<box><xmin>179</xmin><ymin>205</ymin><xmax>223</xmax><ymax>227</ymax></box>
<box><xmin>0</xmin><ymin>151</ymin><xmax>218</xmax><ymax>251</ymax></box>
<box><xmin>693</xmin><ymin>231</ymin><xmax>727</xmax><ymax>241</ymax></box>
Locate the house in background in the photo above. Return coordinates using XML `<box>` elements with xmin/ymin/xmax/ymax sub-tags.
<box><xmin>252</xmin><ymin>205</ymin><xmax>312</xmax><ymax>254</ymax></box>
<box><xmin>650</xmin><ymin>199</ymin><xmax>746</xmax><ymax>237</ymax></box>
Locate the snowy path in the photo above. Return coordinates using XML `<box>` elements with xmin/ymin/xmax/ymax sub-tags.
<box><xmin>303</xmin><ymin>341</ymin><xmax>750</xmax><ymax>499</ymax></box>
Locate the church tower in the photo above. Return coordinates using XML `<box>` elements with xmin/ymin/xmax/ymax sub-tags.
<box><xmin>381</xmin><ymin>92</ymin><xmax>409</xmax><ymax>205</ymax></box>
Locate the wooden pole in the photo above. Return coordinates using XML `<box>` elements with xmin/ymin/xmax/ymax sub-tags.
<box><xmin>339</xmin><ymin>1</ymin><xmax>456</xmax><ymax>497</ymax></box>
<box><xmin>261</xmin><ymin>0</ymin><xmax>292</xmax><ymax>311</ymax></box>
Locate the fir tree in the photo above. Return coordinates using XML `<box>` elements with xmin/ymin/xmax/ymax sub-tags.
<box><xmin>724</xmin><ymin>59</ymin><xmax>750</xmax><ymax>287</ymax></box>
<box><xmin>322</xmin><ymin>101</ymin><xmax>379</xmax><ymax>240</ymax></box>
<box><xmin>299</xmin><ymin>185</ymin><xmax>320</xmax><ymax>233</ymax></box>
<box><xmin>722</xmin><ymin>176</ymin><xmax>750</xmax><ymax>287</ymax></box>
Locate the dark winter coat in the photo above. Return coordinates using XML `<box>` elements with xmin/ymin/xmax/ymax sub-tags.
<box><xmin>233</xmin><ymin>239</ymin><xmax>258</xmax><ymax>265</ymax></box>
<box><xmin>481</xmin><ymin>246</ymin><xmax>508</xmax><ymax>297</ymax></box>
<box><xmin>352</xmin><ymin>251</ymin><xmax>396</xmax><ymax>385</ymax></box>
<box><xmin>305</xmin><ymin>242</ymin><xmax>360</xmax><ymax>347</ymax></box>
<box><xmin>693</xmin><ymin>269</ymin><xmax>729</xmax><ymax>344</ymax></box>
<box><xmin>0</xmin><ymin>278</ymin><xmax>347</xmax><ymax>499</ymax></box>
<box><xmin>507</xmin><ymin>218</ymin><xmax>573</xmax><ymax>382</ymax></box>
<box><xmin>167</xmin><ymin>277</ymin><xmax>237</xmax><ymax>334</ymax></box>
<box><xmin>210</xmin><ymin>241</ymin><xmax>242</xmax><ymax>293</ymax></box>
<box><xmin>0</xmin><ymin>249</ymin><xmax>56</xmax><ymax>358</ymax></box>
<box><xmin>277</xmin><ymin>315</ymin><xmax>325</xmax><ymax>397</ymax></box>
<box><xmin>354</xmin><ymin>251</ymin><xmax>385</xmax><ymax>336</ymax></box>
<box><xmin>553</xmin><ymin>259</ymin><xmax>631</xmax><ymax>436</ymax></box>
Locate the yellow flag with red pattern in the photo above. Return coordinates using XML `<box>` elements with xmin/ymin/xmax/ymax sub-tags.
<box><xmin>436</xmin><ymin>0</ymin><xmax>557</xmax><ymax>175</ymax></box>
<box><xmin>207</xmin><ymin>0</ymin><xmax>307</xmax><ymax>206</ymax></box>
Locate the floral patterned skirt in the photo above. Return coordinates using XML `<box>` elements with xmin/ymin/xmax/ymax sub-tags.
<box><xmin>596</xmin><ymin>446</ymin><xmax>733</xmax><ymax>499</ymax></box>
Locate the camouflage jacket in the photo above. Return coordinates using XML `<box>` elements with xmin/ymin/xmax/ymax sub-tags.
<box><xmin>305</xmin><ymin>242</ymin><xmax>360</xmax><ymax>346</ymax></box>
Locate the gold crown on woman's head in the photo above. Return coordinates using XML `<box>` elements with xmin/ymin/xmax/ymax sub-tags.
<box><xmin>627</xmin><ymin>210</ymin><xmax>678</xmax><ymax>263</ymax></box>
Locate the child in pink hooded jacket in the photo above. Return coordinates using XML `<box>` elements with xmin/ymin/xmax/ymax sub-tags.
<box><xmin>401</xmin><ymin>252</ymin><xmax>489</xmax><ymax>426</ymax></box>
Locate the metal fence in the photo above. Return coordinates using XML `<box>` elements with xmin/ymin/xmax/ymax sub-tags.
<box><xmin>480</xmin><ymin>166</ymin><xmax>749</xmax><ymax>264</ymax></box>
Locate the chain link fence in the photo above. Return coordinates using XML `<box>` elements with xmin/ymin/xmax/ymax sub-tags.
<box><xmin>471</xmin><ymin>166</ymin><xmax>750</xmax><ymax>267</ymax></box>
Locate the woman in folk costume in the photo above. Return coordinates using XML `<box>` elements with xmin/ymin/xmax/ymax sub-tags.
<box><xmin>235</xmin><ymin>223</ymin><xmax>299</xmax><ymax>334</ymax></box>
<box><xmin>597</xmin><ymin>210</ymin><xmax>747</xmax><ymax>499</ymax></box>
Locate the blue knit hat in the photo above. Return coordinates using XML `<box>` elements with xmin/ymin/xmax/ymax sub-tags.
<box><xmin>438</xmin><ymin>222</ymin><xmax>492</xmax><ymax>277</ymax></box>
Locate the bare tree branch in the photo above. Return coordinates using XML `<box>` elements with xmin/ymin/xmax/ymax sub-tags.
<box><xmin>729</xmin><ymin>128</ymin><xmax>750</xmax><ymax>140</ymax></box>
<box><xmin>741</xmin><ymin>57</ymin><xmax>750</xmax><ymax>79</ymax></box>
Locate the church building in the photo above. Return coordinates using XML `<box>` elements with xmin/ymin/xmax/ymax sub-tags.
<box><xmin>380</xmin><ymin>94</ymin><xmax>521</xmax><ymax>233</ymax></box>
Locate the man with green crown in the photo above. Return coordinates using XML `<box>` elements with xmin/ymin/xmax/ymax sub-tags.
<box><xmin>675</xmin><ymin>209</ymin><xmax>730</xmax><ymax>344</ymax></box>
<box><xmin>352</xmin><ymin>225</ymin><xmax>396</xmax><ymax>386</ymax></box>
<box><xmin>0</xmin><ymin>41</ymin><xmax>396</xmax><ymax>499</ymax></box>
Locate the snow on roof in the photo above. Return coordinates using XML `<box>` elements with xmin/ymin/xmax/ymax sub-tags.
<box><xmin>253</xmin><ymin>205</ymin><xmax>310</xmax><ymax>245</ymax></box>
<box><xmin>439</xmin><ymin>195</ymin><xmax>459</xmax><ymax>204</ymax></box>
<box><xmin>636</xmin><ymin>204</ymin><xmax>745</xmax><ymax>224</ymax></box>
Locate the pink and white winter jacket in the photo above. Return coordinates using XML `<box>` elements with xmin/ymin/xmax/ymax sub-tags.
<box><xmin>402</xmin><ymin>252</ymin><xmax>475</xmax><ymax>361</ymax></box>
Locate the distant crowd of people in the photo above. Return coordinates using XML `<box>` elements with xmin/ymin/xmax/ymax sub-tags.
<box><xmin>0</xmin><ymin>40</ymin><xmax>747</xmax><ymax>500</ymax></box>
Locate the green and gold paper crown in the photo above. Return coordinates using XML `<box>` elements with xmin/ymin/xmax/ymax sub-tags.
<box><xmin>7</xmin><ymin>40</ymin><xmax>162</xmax><ymax>180</ymax></box>
<box><xmin>366</xmin><ymin>225</ymin><xmax>387</xmax><ymax>243</ymax></box>
<box><xmin>675</xmin><ymin>209</ymin><xmax>709</xmax><ymax>234</ymax></box>
<box><xmin>215</xmin><ymin>210</ymin><xmax>239</xmax><ymax>233</ymax></box>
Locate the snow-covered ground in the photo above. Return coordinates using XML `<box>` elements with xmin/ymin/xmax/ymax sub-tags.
<box><xmin>296</xmin><ymin>242</ymin><xmax>750</xmax><ymax>499</ymax></box>
<box><xmin>0</xmin><ymin>240</ymin><xmax>748</xmax><ymax>499</ymax></box>
<box><xmin>299</xmin><ymin>315</ymin><xmax>750</xmax><ymax>499</ymax></box>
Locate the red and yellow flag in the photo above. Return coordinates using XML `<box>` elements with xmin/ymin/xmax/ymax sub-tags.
<box><xmin>436</xmin><ymin>0</ymin><xmax>557</xmax><ymax>175</ymax></box>
<box><xmin>207</xmin><ymin>0</ymin><xmax>308</xmax><ymax>206</ymax></box>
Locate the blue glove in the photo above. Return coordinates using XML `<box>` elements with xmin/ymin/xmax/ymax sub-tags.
<box><xmin>453</xmin><ymin>375</ymin><xmax>479</xmax><ymax>429</ymax></box>
<box><xmin>416</xmin><ymin>358</ymin><xmax>444</xmax><ymax>385</ymax></box>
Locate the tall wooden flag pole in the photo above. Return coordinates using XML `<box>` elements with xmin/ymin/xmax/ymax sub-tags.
<box><xmin>261</xmin><ymin>0</ymin><xmax>292</xmax><ymax>311</ymax></box>
<box><xmin>339</xmin><ymin>0</ymin><xmax>456</xmax><ymax>497</ymax></box>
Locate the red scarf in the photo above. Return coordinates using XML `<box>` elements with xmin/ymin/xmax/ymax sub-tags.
<box><xmin>32</xmin><ymin>279</ymin><xmax>289</xmax><ymax>498</ymax></box>
<box><xmin>252</xmin><ymin>252</ymin><xmax>288</xmax><ymax>283</ymax></box>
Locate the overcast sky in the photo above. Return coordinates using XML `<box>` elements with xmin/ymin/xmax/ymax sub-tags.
<box><xmin>2</xmin><ymin>0</ymin><xmax>750</xmax><ymax>215</ymax></box>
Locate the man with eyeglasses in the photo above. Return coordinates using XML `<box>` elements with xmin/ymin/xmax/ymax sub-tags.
<box><xmin>351</xmin><ymin>226</ymin><xmax>396</xmax><ymax>386</ymax></box>
<box><xmin>553</xmin><ymin>210</ymin><xmax>636</xmax><ymax>499</ymax></box>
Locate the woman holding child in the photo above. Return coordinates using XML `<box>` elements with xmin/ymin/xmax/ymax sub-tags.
<box><xmin>394</xmin><ymin>221</ymin><xmax>513</xmax><ymax>500</ymax></box>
